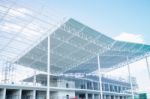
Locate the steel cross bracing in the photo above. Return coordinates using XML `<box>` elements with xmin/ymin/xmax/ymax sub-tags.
<box><xmin>0</xmin><ymin>0</ymin><xmax>67</xmax><ymax>63</ymax></box>
<box><xmin>62</xmin><ymin>20</ymin><xmax>149</xmax><ymax>53</ymax></box>
<box><xmin>1</xmin><ymin>8</ymin><xmax>149</xmax><ymax>73</ymax></box>
<box><xmin>106</xmin><ymin>52</ymin><xmax>150</xmax><ymax>72</ymax></box>
<box><xmin>52</xmin><ymin>20</ymin><xmax>150</xmax><ymax>73</ymax></box>
<box><xmin>52</xmin><ymin>20</ymin><xmax>115</xmax><ymax>72</ymax></box>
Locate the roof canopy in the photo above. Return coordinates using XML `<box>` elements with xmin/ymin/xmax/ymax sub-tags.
<box><xmin>15</xmin><ymin>19</ymin><xmax>150</xmax><ymax>74</ymax></box>
<box><xmin>0</xmin><ymin>0</ymin><xmax>63</xmax><ymax>61</ymax></box>
<box><xmin>1</xmin><ymin>0</ymin><xmax>150</xmax><ymax>74</ymax></box>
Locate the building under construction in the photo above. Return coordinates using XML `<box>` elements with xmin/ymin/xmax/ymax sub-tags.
<box><xmin>0</xmin><ymin>0</ymin><xmax>150</xmax><ymax>99</ymax></box>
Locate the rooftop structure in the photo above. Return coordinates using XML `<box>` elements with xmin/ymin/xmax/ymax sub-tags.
<box><xmin>0</xmin><ymin>0</ymin><xmax>150</xmax><ymax>99</ymax></box>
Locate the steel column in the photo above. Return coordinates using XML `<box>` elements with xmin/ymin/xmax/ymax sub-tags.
<box><xmin>97</xmin><ymin>54</ymin><xmax>103</xmax><ymax>99</ymax></box>
<box><xmin>33</xmin><ymin>70</ymin><xmax>36</xmax><ymax>86</ymax></box>
<box><xmin>145</xmin><ymin>57</ymin><xmax>150</xmax><ymax>79</ymax></box>
<box><xmin>47</xmin><ymin>35</ymin><xmax>50</xmax><ymax>99</ymax></box>
<box><xmin>127</xmin><ymin>57</ymin><xmax>134</xmax><ymax>99</ymax></box>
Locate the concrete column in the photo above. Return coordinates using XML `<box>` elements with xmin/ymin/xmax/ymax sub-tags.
<box><xmin>85</xmin><ymin>80</ymin><xmax>87</xmax><ymax>89</ymax></box>
<box><xmin>109</xmin><ymin>95</ymin><xmax>111</xmax><ymax>99</ymax></box>
<box><xmin>19</xmin><ymin>89</ymin><xmax>22</xmax><ymax>99</ymax></box>
<box><xmin>108</xmin><ymin>83</ymin><xmax>110</xmax><ymax>92</ymax></box>
<box><xmin>86</xmin><ymin>93</ymin><xmax>88</xmax><ymax>99</ymax></box>
<box><xmin>33</xmin><ymin>90</ymin><xmax>36</xmax><ymax>99</ymax></box>
<box><xmin>99</xmin><ymin>94</ymin><xmax>100</xmax><ymax>99</ymax></box>
<box><xmin>127</xmin><ymin>57</ymin><xmax>134</xmax><ymax>99</ymax></box>
<box><xmin>124</xmin><ymin>96</ymin><xmax>126</xmax><ymax>99</ymax></box>
<box><xmin>77</xmin><ymin>95</ymin><xmax>79</xmax><ymax>99</ymax></box>
<box><xmin>3</xmin><ymin>88</ymin><xmax>6</xmax><ymax>99</ymax></box>
<box><xmin>92</xmin><ymin>81</ymin><xmax>94</xmax><ymax>90</ymax></box>
<box><xmin>103</xmin><ymin>95</ymin><xmax>106</xmax><ymax>99</ymax></box>
<box><xmin>92</xmin><ymin>94</ymin><xmax>94</xmax><ymax>99</ymax></box>
<box><xmin>122</xmin><ymin>96</ymin><xmax>125</xmax><ymax>99</ymax></box>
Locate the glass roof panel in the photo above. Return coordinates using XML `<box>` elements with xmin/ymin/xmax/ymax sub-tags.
<box><xmin>1</xmin><ymin>1</ymin><xmax>150</xmax><ymax>74</ymax></box>
<box><xmin>0</xmin><ymin>37</ymin><xmax>10</xmax><ymax>48</ymax></box>
<box><xmin>15</xmin><ymin>18</ymin><xmax>150</xmax><ymax>74</ymax></box>
<box><xmin>66</xmin><ymin>18</ymin><xmax>84</xmax><ymax>30</ymax></box>
<box><xmin>68</xmin><ymin>36</ymin><xmax>88</xmax><ymax>47</ymax></box>
<box><xmin>0</xmin><ymin>0</ymin><xmax>62</xmax><ymax>61</ymax></box>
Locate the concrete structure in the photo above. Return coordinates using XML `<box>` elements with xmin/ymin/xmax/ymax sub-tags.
<box><xmin>0</xmin><ymin>74</ymin><xmax>137</xmax><ymax>99</ymax></box>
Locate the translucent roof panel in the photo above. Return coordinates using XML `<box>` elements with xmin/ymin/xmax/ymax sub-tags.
<box><xmin>0</xmin><ymin>0</ymin><xmax>64</xmax><ymax>61</ymax></box>
<box><xmin>1</xmin><ymin>0</ymin><xmax>150</xmax><ymax>74</ymax></box>
<box><xmin>15</xmin><ymin>19</ymin><xmax>150</xmax><ymax>74</ymax></box>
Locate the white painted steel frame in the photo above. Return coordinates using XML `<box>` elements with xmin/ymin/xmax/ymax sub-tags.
<box><xmin>15</xmin><ymin>18</ymin><xmax>150</xmax><ymax>74</ymax></box>
<box><xmin>47</xmin><ymin>34</ymin><xmax>50</xmax><ymax>99</ymax></box>
<box><xmin>127</xmin><ymin>57</ymin><xmax>134</xmax><ymax>99</ymax></box>
<box><xmin>145</xmin><ymin>57</ymin><xmax>150</xmax><ymax>79</ymax></box>
<box><xmin>97</xmin><ymin>54</ymin><xmax>103</xmax><ymax>99</ymax></box>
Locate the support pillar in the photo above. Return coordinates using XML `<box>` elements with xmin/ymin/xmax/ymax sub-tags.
<box><xmin>92</xmin><ymin>94</ymin><xmax>94</xmax><ymax>99</ymax></box>
<box><xmin>127</xmin><ymin>57</ymin><xmax>134</xmax><ymax>99</ymax></box>
<box><xmin>145</xmin><ymin>57</ymin><xmax>150</xmax><ymax>79</ymax></box>
<box><xmin>92</xmin><ymin>81</ymin><xmax>94</xmax><ymax>90</ymax></box>
<box><xmin>98</xmin><ymin>94</ymin><xmax>101</xmax><ymax>99</ymax></box>
<box><xmin>97</xmin><ymin>54</ymin><xmax>103</xmax><ymax>99</ymax></box>
<box><xmin>19</xmin><ymin>89</ymin><xmax>22</xmax><ymax>99</ymax></box>
<box><xmin>33</xmin><ymin>71</ymin><xmax>36</xmax><ymax>86</ymax></box>
<box><xmin>47</xmin><ymin>34</ymin><xmax>51</xmax><ymax>99</ymax></box>
<box><xmin>109</xmin><ymin>95</ymin><xmax>111</xmax><ymax>99</ymax></box>
<box><xmin>86</xmin><ymin>93</ymin><xmax>88</xmax><ymax>99</ymax></box>
<box><xmin>85</xmin><ymin>80</ymin><xmax>87</xmax><ymax>89</ymax></box>
<box><xmin>33</xmin><ymin>90</ymin><xmax>36</xmax><ymax>99</ymax></box>
<box><xmin>3</xmin><ymin>88</ymin><xmax>6</xmax><ymax>99</ymax></box>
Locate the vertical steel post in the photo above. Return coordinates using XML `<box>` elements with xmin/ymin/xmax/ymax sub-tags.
<box><xmin>33</xmin><ymin>70</ymin><xmax>36</xmax><ymax>86</ymax></box>
<box><xmin>47</xmin><ymin>35</ymin><xmax>50</xmax><ymax>99</ymax></box>
<box><xmin>127</xmin><ymin>57</ymin><xmax>134</xmax><ymax>99</ymax></box>
<box><xmin>97</xmin><ymin>54</ymin><xmax>103</xmax><ymax>99</ymax></box>
<box><xmin>145</xmin><ymin>57</ymin><xmax>150</xmax><ymax>79</ymax></box>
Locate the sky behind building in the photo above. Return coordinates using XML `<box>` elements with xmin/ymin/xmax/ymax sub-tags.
<box><xmin>46</xmin><ymin>0</ymin><xmax>150</xmax><ymax>43</ymax></box>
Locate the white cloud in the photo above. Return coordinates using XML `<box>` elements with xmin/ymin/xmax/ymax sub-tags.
<box><xmin>114</xmin><ymin>32</ymin><xmax>145</xmax><ymax>44</ymax></box>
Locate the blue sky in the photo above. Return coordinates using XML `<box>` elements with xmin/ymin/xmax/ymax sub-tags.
<box><xmin>43</xmin><ymin>0</ymin><xmax>150</xmax><ymax>43</ymax></box>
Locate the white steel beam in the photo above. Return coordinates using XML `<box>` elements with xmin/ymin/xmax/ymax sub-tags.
<box><xmin>47</xmin><ymin>34</ymin><xmax>50</xmax><ymax>99</ymax></box>
<box><xmin>33</xmin><ymin>70</ymin><xmax>36</xmax><ymax>86</ymax></box>
<box><xmin>126</xmin><ymin>57</ymin><xmax>134</xmax><ymax>99</ymax></box>
<box><xmin>145</xmin><ymin>56</ymin><xmax>150</xmax><ymax>79</ymax></box>
<box><xmin>97</xmin><ymin>54</ymin><xmax>103</xmax><ymax>99</ymax></box>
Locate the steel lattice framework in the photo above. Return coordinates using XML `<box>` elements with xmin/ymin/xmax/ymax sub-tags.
<box><xmin>15</xmin><ymin>19</ymin><xmax>150</xmax><ymax>74</ymax></box>
<box><xmin>0</xmin><ymin>0</ymin><xmax>150</xmax><ymax>74</ymax></box>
